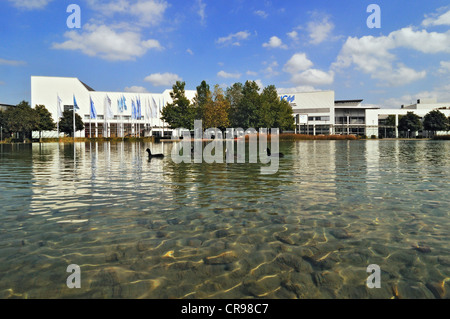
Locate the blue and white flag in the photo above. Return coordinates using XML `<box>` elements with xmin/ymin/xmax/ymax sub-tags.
<box><xmin>104</xmin><ymin>94</ymin><xmax>113</xmax><ymax>120</ymax></box>
<box><xmin>136</xmin><ymin>96</ymin><xmax>141</xmax><ymax>120</ymax></box>
<box><xmin>151</xmin><ymin>96</ymin><xmax>157</xmax><ymax>118</ymax></box>
<box><xmin>131</xmin><ymin>99</ymin><xmax>136</xmax><ymax>120</ymax></box>
<box><xmin>145</xmin><ymin>98</ymin><xmax>150</xmax><ymax>121</ymax></box>
<box><xmin>123</xmin><ymin>95</ymin><xmax>127</xmax><ymax>111</ymax></box>
<box><xmin>73</xmin><ymin>95</ymin><xmax>80</xmax><ymax>111</ymax></box>
<box><xmin>90</xmin><ymin>96</ymin><xmax>97</xmax><ymax>119</ymax></box>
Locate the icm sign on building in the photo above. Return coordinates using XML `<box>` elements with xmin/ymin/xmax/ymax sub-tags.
<box><xmin>280</xmin><ymin>95</ymin><xmax>297</xmax><ymax>107</ymax></box>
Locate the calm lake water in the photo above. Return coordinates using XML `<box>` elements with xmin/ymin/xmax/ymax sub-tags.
<box><xmin>0</xmin><ymin>140</ymin><xmax>449</xmax><ymax>299</ymax></box>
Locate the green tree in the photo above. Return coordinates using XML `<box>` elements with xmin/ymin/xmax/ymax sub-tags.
<box><xmin>0</xmin><ymin>110</ymin><xmax>5</xmax><ymax>140</ymax></box>
<box><xmin>274</xmin><ymin>99</ymin><xmax>295</xmax><ymax>131</ymax></box>
<box><xmin>34</xmin><ymin>104</ymin><xmax>56</xmax><ymax>139</ymax></box>
<box><xmin>423</xmin><ymin>110</ymin><xmax>448</xmax><ymax>136</ymax></box>
<box><xmin>232</xmin><ymin>81</ymin><xmax>261</xmax><ymax>129</ymax></box>
<box><xmin>226</xmin><ymin>82</ymin><xmax>244</xmax><ymax>127</ymax></box>
<box><xmin>161</xmin><ymin>81</ymin><xmax>196</xmax><ymax>130</ymax></box>
<box><xmin>258</xmin><ymin>85</ymin><xmax>277</xmax><ymax>129</ymax></box>
<box><xmin>398</xmin><ymin>112</ymin><xmax>422</xmax><ymax>137</ymax></box>
<box><xmin>258</xmin><ymin>85</ymin><xmax>294</xmax><ymax>131</ymax></box>
<box><xmin>203</xmin><ymin>85</ymin><xmax>230</xmax><ymax>130</ymax></box>
<box><xmin>386</xmin><ymin>115</ymin><xmax>396</xmax><ymax>127</ymax></box>
<box><xmin>4</xmin><ymin>101</ymin><xmax>36</xmax><ymax>142</ymax></box>
<box><xmin>59</xmin><ymin>110</ymin><xmax>84</xmax><ymax>137</ymax></box>
<box><xmin>193</xmin><ymin>80</ymin><xmax>212</xmax><ymax>121</ymax></box>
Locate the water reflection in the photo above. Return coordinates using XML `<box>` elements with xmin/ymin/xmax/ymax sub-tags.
<box><xmin>0</xmin><ymin>140</ymin><xmax>449</xmax><ymax>299</ymax></box>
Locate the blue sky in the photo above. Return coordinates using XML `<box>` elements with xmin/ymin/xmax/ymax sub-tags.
<box><xmin>1</xmin><ymin>0</ymin><xmax>450</xmax><ymax>108</ymax></box>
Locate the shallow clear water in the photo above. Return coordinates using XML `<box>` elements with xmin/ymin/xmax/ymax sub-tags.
<box><xmin>0</xmin><ymin>140</ymin><xmax>449</xmax><ymax>299</ymax></box>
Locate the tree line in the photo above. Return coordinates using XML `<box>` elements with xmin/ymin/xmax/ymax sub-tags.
<box><xmin>385</xmin><ymin>110</ymin><xmax>450</xmax><ymax>137</ymax></box>
<box><xmin>161</xmin><ymin>80</ymin><xmax>295</xmax><ymax>132</ymax></box>
<box><xmin>0</xmin><ymin>101</ymin><xmax>83</xmax><ymax>142</ymax></box>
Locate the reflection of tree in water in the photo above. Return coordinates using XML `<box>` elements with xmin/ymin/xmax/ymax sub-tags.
<box><xmin>162</xmin><ymin>140</ymin><xmax>294</xmax><ymax>206</ymax></box>
<box><xmin>398</xmin><ymin>141</ymin><xmax>421</xmax><ymax>164</ymax></box>
<box><xmin>424</xmin><ymin>141</ymin><xmax>447</xmax><ymax>165</ymax></box>
<box><xmin>32</xmin><ymin>143</ymin><xmax>57</xmax><ymax>163</ymax></box>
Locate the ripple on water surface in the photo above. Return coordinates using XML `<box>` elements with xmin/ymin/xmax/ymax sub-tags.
<box><xmin>0</xmin><ymin>141</ymin><xmax>449</xmax><ymax>299</ymax></box>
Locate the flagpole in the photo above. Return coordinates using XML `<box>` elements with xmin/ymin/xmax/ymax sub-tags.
<box><xmin>57</xmin><ymin>93</ymin><xmax>59</xmax><ymax>139</ymax></box>
<box><xmin>73</xmin><ymin>104</ymin><xmax>75</xmax><ymax>142</ymax></box>
<box><xmin>57</xmin><ymin>94</ymin><xmax>60</xmax><ymax>140</ymax></box>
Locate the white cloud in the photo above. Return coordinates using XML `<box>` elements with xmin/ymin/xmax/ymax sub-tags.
<box><xmin>283</xmin><ymin>53</ymin><xmax>334</xmax><ymax>87</ymax></box>
<box><xmin>8</xmin><ymin>0</ymin><xmax>53</xmax><ymax>10</ymax></box>
<box><xmin>130</xmin><ymin>0</ymin><xmax>168</xmax><ymax>26</ymax></box>
<box><xmin>277</xmin><ymin>86</ymin><xmax>317</xmax><ymax>94</ymax></box>
<box><xmin>0</xmin><ymin>58</ymin><xmax>26</xmax><ymax>66</ymax></box>
<box><xmin>382</xmin><ymin>84</ymin><xmax>450</xmax><ymax>108</ymax></box>
<box><xmin>254</xmin><ymin>10</ymin><xmax>268</xmax><ymax>18</ymax></box>
<box><xmin>246</xmin><ymin>70</ymin><xmax>258</xmax><ymax>76</ymax></box>
<box><xmin>216</xmin><ymin>31</ymin><xmax>251</xmax><ymax>46</ymax></box>
<box><xmin>332</xmin><ymin>35</ymin><xmax>396</xmax><ymax>73</ymax></box>
<box><xmin>52</xmin><ymin>24</ymin><xmax>163</xmax><ymax>61</ymax></box>
<box><xmin>124</xmin><ymin>86</ymin><xmax>149</xmax><ymax>93</ymax></box>
<box><xmin>186</xmin><ymin>48</ymin><xmax>194</xmax><ymax>55</ymax></box>
<box><xmin>422</xmin><ymin>8</ymin><xmax>450</xmax><ymax>27</ymax></box>
<box><xmin>86</xmin><ymin>0</ymin><xmax>168</xmax><ymax>27</ymax></box>
<box><xmin>291</xmin><ymin>69</ymin><xmax>335</xmax><ymax>86</ymax></box>
<box><xmin>263</xmin><ymin>61</ymin><xmax>279</xmax><ymax>77</ymax></box>
<box><xmin>439</xmin><ymin>61</ymin><xmax>450</xmax><ymax>74</ymax></box>
<box><xmin>262</xmin><ymin>36</ymin><xmax>288</xmax><ymax>49</ymax></box>
<box><xmin>283</xmin><ymin>53</ymin><xmax>313</xmax><ymax>73</ymax></box>
<box><xmin>144</xmin><ymin>72</ymin><xmax>182</xmax><ymax>86</ymax></box>
<box><xmin>287</xmin><ymin>30</ymin><xmax>298</xmax><ymax>40</ymax></box>
<box><xmin>307</xmin><ymin>16</ymin><xmax>334</xmax><ymax>45</ymax></box>
<box><xmin>391</xmin><ymin>27</ymin><xmax>450</xmax><ymax>54</ymax></box>
<box><xmin>332</xmin><ymin>27</ymin><xmax>447</xmax><ymax>86</ymax></box>
<box><xmin>196</xmin><ymin>0</ymin><xmax>206</xmax><ymax>25</ymax></box>
<box><xmin>217</xmin><ymin>70</ymin><xmax>241</xmax><ymax>79</ymax></box>
<box><xmin>375</xmin><ymin>64</ymin><xmax>426</xmax><ymax>87</ymax></box>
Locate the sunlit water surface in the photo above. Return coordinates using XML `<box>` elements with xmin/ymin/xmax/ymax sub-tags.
<box><xmin>0</xmin><ymin>140</ymin><xmax>449</xmax><ymax>299</ymax></box>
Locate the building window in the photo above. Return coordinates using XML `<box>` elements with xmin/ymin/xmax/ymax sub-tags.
<box><xmin>64</xmin><ymin>105</ymin><xmax>73</xmax><ymax>112</ymax></box>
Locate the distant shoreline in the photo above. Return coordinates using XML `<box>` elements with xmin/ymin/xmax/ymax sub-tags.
<box><xmin>1</xmin><ymin>135</ymin><xmax>448</xmax><ymax>144</ymax></box>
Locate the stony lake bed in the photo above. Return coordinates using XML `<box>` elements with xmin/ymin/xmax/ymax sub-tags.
<box><xmin>0</xmin><ymin>140</ymin><xmax>449</xmax><ymax>299</ymax></box>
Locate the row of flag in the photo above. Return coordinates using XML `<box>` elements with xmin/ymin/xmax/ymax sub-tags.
<box><xmin>56</xmin><ymin>94</ymin><xmax>165</xmax><ymax>121</ymax></box>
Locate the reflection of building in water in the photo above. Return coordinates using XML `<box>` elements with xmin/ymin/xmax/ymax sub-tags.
<box><xmin>291</xmin><ymin>141</ymin><xmax>337</xmax><ymax>203</ymax></box>
<box><xmin>28</xmin><ymin>142</ymin><xmax>167</xmax><ymax>220</ymax></box>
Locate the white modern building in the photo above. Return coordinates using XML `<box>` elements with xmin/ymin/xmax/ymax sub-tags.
<box><xmin>31</xmin><ymin>76</ymin><xmax>449</xmax><ymax>138</ymax></box>
<box><xmin>279</xmin><ymin>91</ymin><xmax>450</xmax><ymax>137</ymax></box>
<box><xmin>366</xmin><ymin>98</ymin><xmax>450</xmax><ymax>137</ymax></box>
<box><xmin>279</xmin><ymin>91</ymin><xmax>379</xmax><ymax>136</ymax></box>
<box><xmin>31</xmin><ymin>76</ymin><xmax>196</xmax><ymax>138</ymax></box>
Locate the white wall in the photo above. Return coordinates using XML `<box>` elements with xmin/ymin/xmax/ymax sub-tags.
<box><xmin>31</xmin><ymin>76</ymin><xmax>197</xmax><ymax>138</ymax></box>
